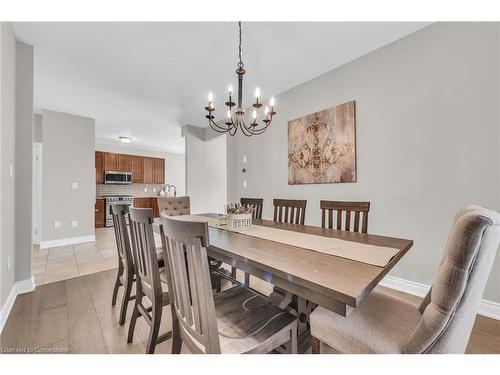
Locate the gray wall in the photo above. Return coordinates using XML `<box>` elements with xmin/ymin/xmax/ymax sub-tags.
<box><xmin>0</xmin><ymin>22</ymin><xmax>16</xmax><ymax>307</ymax></box>
<box><xmin>34</xmin><ymin>113</ymin><xmax>42</xmax><ymax>143</ymax></box>
<box><xmin>95</xmin><ymin>142</ymin><xmax>186</xmax><ymax>196</ymax></box>
<box><xmin>227</xmin><ymin>23</ymin><xmax>500</xmax><ymax>302</ymax></box>
<box><xmin>15</xmin><ymin>41</ymin><xmax>33</xmax><ymax>283</ymax></box>
<box><xmin>42</xmin><ymin>110</ymin><xmax>95</xmax><ymax>243</ymax></box>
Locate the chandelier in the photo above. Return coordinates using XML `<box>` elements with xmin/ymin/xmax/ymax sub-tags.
<box><xmin>205</xmin><ymin>22</ymin><xmax>276</xmax><ymax>136</ymax></box>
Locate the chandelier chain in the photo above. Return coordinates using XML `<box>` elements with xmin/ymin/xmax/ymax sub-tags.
<box><xmin>238</xmin><ymin>21</ymin><xmax>244</xmax><ymax>68</ymax></box>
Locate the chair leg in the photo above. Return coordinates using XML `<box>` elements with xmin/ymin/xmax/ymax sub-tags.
<box><xmin>216</xmin><ymin>276</ymin><xmax>222</xmax><ymax>293</ymax></box>
<box><xmin>111</xmin><ymin>270</ymin><xmax>122</xmax><ymax>306</ymax></box>
<box><xmin>127</xmin><ymin>299</ymin><xmax>140</xmax><ymax>343</ymax></box>
<box><xmin>146</xmin><ymin>304</ymin><xmax>162</xmax><ymax>354</ymax></box>
<box><xmin>244</xmin><ymin>272</ymin><xmax>250</xmax><ymax>286</ymax></box>
<box><xmin>311</xmin><ymin>336</ymin><xmax>320</xmax><ymax>354</ymax></box>
<box><xmin>171</xmin><ymin>316</ymin><xmax>182</xmax><ymax>354</ymax></box>
<box><xmin>119</xmin><ymin>279</ymin><xmax>133</xmax><ymax>326</ymax></box>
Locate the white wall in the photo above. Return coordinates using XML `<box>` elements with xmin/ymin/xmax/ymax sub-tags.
<box><xmin>42</xmin><ymin>110</ymin><xmax>95</xmax><ymax>245</ymax></box>
<box><xmin>185</xmin><ymin>126</ymin><xmax>227</xmax><ymax>214</ymax></box>
<box><xmin>227</xmin><ymin>23</ymin><xmax>500</xmax><ymax>303</ymax></box>
<box><xmin>95</xmin><ymin>143</ymin><xmax>185</xmax><ymax>196</ymax></box>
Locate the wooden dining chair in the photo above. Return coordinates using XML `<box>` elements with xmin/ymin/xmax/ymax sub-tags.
<box><xmin>127</xmin><ymin>207</ymin><xmax>172</xmax><ymax>354</ymax></box>
<box><xmin>240</xmin><ymin>197</ymin><xmax>263</xmax><ymax>220</ymax></box>
<box><xmin>159</xmin><ymin>216</ymin><xmax>298</xmax><ymax>354</ymax></box>
<box><xmin>320</xmin><ymin>200</ymin><xmax>371</xmax><ymax>233</ymax></box>
<box><xmin>273</xmin><ymin>199</ymin><xmax>307</xmax><ymax>225</ymax></box>
<box><xmin>110</xmin><ymin>204</ymin><xmax>136</xmax><ymax>326</ymax></box>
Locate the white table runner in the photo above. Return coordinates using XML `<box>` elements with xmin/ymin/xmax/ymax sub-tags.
<box><xmin>166</xmin><ymin>215</ymin><xmax>399</xmax><ymax>267</ymax></box>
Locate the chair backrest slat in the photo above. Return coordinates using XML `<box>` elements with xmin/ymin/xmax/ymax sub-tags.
<box><xmin>320</xmin><ymin>201</ymin><xmax>371</xmax><ymax>233</ymax></box>
<box><xmin>240</xmin><ymin>198</ymin><xmax>263</xmax><ymax>220</ymax></box>
<box><xmin>110</xmin><ymin>204</ymin><xmax>134</xmax><ymax>272</ymax></box>
<box><xmin>160</xmin><ymin>217</ymin><xmax>221</xmax><ymax>354</ymax></box>
<box><xmin>273</xmin><ymin>199</ymin><xmax>307</xmax><ymax>225</ymax></box>
<box><xmin>128</xmin><ymin>207</ymin><xmax>162</xmax><ymax>302</ymax></box>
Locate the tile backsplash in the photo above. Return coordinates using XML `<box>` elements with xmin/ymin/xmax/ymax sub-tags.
<box><xmin>96</xmin><ymin>183</ymin><xmax>171</xmax><ymax>197</ymax></box>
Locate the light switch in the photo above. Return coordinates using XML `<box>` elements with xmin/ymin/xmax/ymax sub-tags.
<box><xmin>72</xmin><ymin>182</ymin><xmax>78</xmax><ymax>189</ymax></box>
<box><xmin>243</xmin><ymin>180</ymin><xmax>247</xmax><ymax>188</ymax></box>
<box><xmin>71</xmin><ymin>220</ymin><xmax>78</xmax><ymax>228</ymax></box>
<box><xmin>242</xmin><ymin>156</ymin><xmax>247</xmax><ymax>163</ymax></box>
<box><xmin>9</xmin><ymin>165</ymin><xmax>13</xmax><ymax>179</ymax></box>
<box><xmin>54</xmin><ymin>221</ymin><xmax>61</xmax><ymax>229</ymax></box>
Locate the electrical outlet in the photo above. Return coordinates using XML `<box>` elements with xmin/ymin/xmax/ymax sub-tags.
<box><xmin>72</xmin><ymin>182</ymin><xmax>78</xmax><ymax>189</ymax></box>
<box><xmin>243</xmin><ymin>180</ymin><xmax>247</xmax><ymax>188</ymax></box>
<box><xmin>71</xmin><ymin>220</ymin><xmax>78</xmax><ymax>228</ymax></box>
<box><xmin>7</xmin><ymin>256</ymin><xmax>12</xmax><ymax>271</ymax></box>
<box><xmin>54</xmin><ymin>220</ymin><xmax>61</xmax><ymax>229</ymax></box>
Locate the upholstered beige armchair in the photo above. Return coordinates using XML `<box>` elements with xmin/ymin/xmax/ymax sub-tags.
<box><xmin>310</xmin><ymin>205</ymin><xmax>500</xmax><ymax>354</ymax></box>
<box><xmin>157</xmin><ymin>196</ymin><xmax>190</xmax><ymax>217</ymax></box>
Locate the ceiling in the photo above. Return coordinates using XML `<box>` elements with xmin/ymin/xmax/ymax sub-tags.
<box><xmin>13</xmin><ymin>22</ymin><xmax>430</xmax><ymax>153</ymax></box>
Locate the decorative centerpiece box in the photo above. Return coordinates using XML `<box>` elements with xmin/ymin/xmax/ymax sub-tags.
<box><xmin>225</xmin><ymin>203</ymin><xmax>254</xmax><ymax>231</ymax></box>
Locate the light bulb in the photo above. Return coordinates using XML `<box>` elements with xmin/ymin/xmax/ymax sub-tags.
<box><xmin>264</xmin><ymin>106</ymin><xmax>269</xmax><ymax>115</ymax></box>
<box><xmin>208</xmin><ymin>91</ymin><xmax>214</xmax><ymax>102</ymax></box>
<box><xmin>254</xmin><ymin>87</ymin><xmax>261</xmax><ymax>98</ymax></box>
<box><xmin>252</xmin><ymin>110</ymin><xmax>257</xmax><ymax>119</ymax></box>
<box><xmin>226</xmin><ymin>110</ymin><xmax>231</xmax><ymax>119</ymax></box>
<box><xmin>228</xmin><ymin>85</ymin><xmax>233</xmax><ymax>95</ymax></box>
<box><xmin>270</xmin><ymin>97</ymin><xmax>275</xmax><ymax>106</ymax></box>
<box><xmin>209</xmin><ymin>102</ymin><xmax>214</xmax><ymax>109</ymax></box>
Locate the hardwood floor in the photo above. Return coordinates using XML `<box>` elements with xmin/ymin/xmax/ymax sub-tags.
<box><xmin>1</xmin><ymin>269</ymin><xmax>498</xmax><ymax>354</ymax></box>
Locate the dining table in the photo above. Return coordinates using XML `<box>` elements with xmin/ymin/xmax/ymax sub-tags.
<box><xmin>153</xmin><ymin>213</ymin><xmax>413</xmax><ymax>353</ymax></box>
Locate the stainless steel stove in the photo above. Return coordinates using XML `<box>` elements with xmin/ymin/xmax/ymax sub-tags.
<box><xmin>104</xmin><ymin>195</ymin><xmax>134</xmax><ymax>227</ymax></box>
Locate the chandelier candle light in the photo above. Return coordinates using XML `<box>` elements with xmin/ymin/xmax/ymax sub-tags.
<box><xmin>205</xmin><ymin>22</ymin><xmax>276</xmax><ymax>136</ymax></box>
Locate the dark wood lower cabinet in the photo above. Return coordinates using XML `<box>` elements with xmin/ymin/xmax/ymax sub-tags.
<box><xmin>133</xmin><ymin>197</ymin><xmax>160</xmax><ymax>218</ymax></box>
<box><xmin>95</xmin><ymin>199</ymin><xmax>105</xmax><ymax>228</ymax></box>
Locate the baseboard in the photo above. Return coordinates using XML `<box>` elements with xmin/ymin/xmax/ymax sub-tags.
<box><xmin>380</xmin><ymin>275</ymin><xmax>500</xmax><ymax>320</ymax></box>
<box><xmin>40</xmin><ymin>235</ymin><xmax>95</xmax><ymax>249</ymax></box>
<box><xmin>0</xmin><ymin>276</ymin><xmax>36</xmax><ymax>334</ymax></box>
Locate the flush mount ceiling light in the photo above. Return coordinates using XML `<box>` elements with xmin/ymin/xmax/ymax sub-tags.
<box><xmin>205</xmin><ymin>22</ymin><xmax>276</xmax><ymax>137</ymax></box>
<box><xmin>118</xmin><ymin>136</ymin><xmax>133</xmax><ymax>144</ymax></box>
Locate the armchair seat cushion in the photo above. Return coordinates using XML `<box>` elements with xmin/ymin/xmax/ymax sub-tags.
<box><xmin>310</xmin><ymin>288</ymin><xmax>421</xmax><ymax>353</ymax></box>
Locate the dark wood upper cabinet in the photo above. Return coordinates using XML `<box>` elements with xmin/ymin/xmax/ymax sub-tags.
<box><xmin>153</xmin><ymin>158</ymin><xmax>165</xmax><ymax>184</ymax></box>
<box><xmin>103</xmin><ymin>152</ymin><xmax>119</xmax><ymax>171</ymax></box>
<box><xmin>118</xmin><ymin>154</ymin><xmax>132</xmax><ymax>172</ymax></box>
<box><xmin>143</xmin><ymin>157</ymin><xmax>154</xmax><ymax>183</ymax></box>
<box><xmin>95</xmin><ymin>151</ymin><xmax>104</xmax><ymax>183</ymax></box>
<box><xmin>131</xmin><ymin>155</ymin><xmax>143</xmax><ymax>183</ymax></box>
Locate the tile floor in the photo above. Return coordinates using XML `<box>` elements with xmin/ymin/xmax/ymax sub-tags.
<box><xmin>33</xmin><ymin>228</ymin><xmax>120</xmax><ymax>285</ymax></box>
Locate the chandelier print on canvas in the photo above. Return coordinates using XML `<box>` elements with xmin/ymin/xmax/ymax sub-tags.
<box><xmin>288</xmin><ymin>101</ymin><xmax>356</xmax><ymax>185</ymax></box>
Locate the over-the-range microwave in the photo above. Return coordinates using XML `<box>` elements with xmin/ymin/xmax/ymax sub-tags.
<box><xmin>104</xmin><ymin>170</ymin><xmax>132</xmax><ymax>184</ymax></box>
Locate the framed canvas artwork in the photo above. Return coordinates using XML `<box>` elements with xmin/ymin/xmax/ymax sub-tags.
<box><xmin>288</xmin><ymin>100</ymin><xmax>356</xmax><ymax>184</ymax></box>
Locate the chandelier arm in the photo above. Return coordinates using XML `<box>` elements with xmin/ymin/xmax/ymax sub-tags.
<box><xmin>237</xmin><ymin>118</ymin><xmax>254</xmax><ymax>137</ymax></box>
<box><xmin>242</xmin><ymin>119</ymin><xmax>272</xmax><ymax>135</ymax></box>
<box><xmin>208</xmin><ymin>118</ymin><xmax>232</xmax><ymax>133</ymax></box>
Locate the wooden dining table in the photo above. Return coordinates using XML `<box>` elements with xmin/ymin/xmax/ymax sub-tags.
<box><xmin>153</xmin><ymin>214</ymin><xmax>413</xmax><ymax>353</ymax></box>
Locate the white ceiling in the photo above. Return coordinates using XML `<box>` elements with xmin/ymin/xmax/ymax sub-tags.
<box><xmin>13</xmin><ymin>22</ymin><xmax>430</xmax><ymax>153</ymax></box>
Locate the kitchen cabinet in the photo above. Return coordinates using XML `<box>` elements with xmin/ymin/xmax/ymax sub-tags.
<box><xmin>153</xmin><ymin>158</ymin><xmax>165</xmax><ymax>184</ymax></box>
<box><xmin>95</xmin><ymin>151</ymin><xmax>166</xmax><ymax>184</ymax></box>
<box><xmin>95</xmin><ymin>198</ymin><xmax>105</xmax><ymax>228</ymax></box>
<box><xmin>133</xmin><ymin>197</ymin><xmax>152</xmax><ymax>209</ymax></box>
<box><xmin>133</xmin><ymin>197</ymin><xmax>160</xmax><ymax>218</ymax></box>
<box><xmin>118</xmin><ymin>154</ymin><xmax>132</xmax><ymax>172</ymax></box>
<box><xmin>152</xmin><ymin>198</ymin><xmax>159</xmax><ymax>218</ymax></box>
<box><xmin>131</xmin><ymin>155</ymin><xmax>143</xmax><ymax>183</ymax></box>
<box><xmin>95</xmin><ymin>151</ymin><xmax>104</xmax><ymax>184</ymax></box>
<box><xmin>104</xmin><ymin>152</ymin><xmax>119</xmax><ymax>171</ymax></box>
<box><xmin>143</xmin><ymin>157</ymin><xmax>154</xmax><ymax>183</ymax></box>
